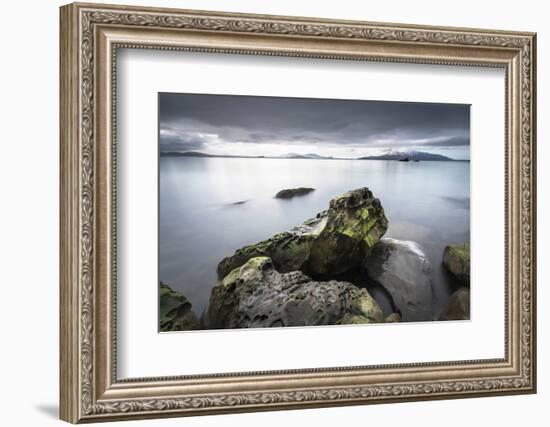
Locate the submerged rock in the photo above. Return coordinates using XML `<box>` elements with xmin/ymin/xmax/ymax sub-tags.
<box><xmin>218</xmin><ymin>187</ymin><xmax>388</xmax><ymax>280</ymax></box>
<box><xmin>275</xmin><ymin>187</ymin><xmax>315</xmax><ymax>199</ymax></box>
<box><xmin>305</xmin><ymin>187</ymin><xmax>388</xmax><ymax>277</ymax></box>
<box><xmin>363</xmin><ymin>238</ymin><xmax>433</xmax><ymax>322</ymax></box>
<box><xmin>203</xmin><ymin>257</ymin><xmax>384</xmax><ymax>329</ymax></box>
<box><xmin>438</xmin><ymin>287</ymin><xmax>470</xmax><ymax>321</ymax></box>
<box><xmin>443</xmin><ymin>243</ymin><xmax>470</xmax><ymax>286</ymax></box>
<box><xmin>159</xmin><ymin>283</ymin><xmax>200</xmax><ymax>331</ymax></box>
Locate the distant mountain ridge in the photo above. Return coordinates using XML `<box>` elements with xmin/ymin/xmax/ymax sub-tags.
<box><xmin>160</xmin><ymin>150</ymin><xmax>463</xmax><ymax>161</ymax></box>
<box><xmin>358</xmin><ymin>150</ymin><xmax>454</xmax><ymax>161</ymax></box>
<box><xmin>160</xmin><ymin>151</ymin><xmax>257</xmax><ymax>159</ymax></box>
<box><xmin>278</xmin><ymin>153</ymin><xmax>334</xmax><ymax>159</ymax></box>
<box><xmin>160</xmin><ymin>151</ymin><xmax>337</xmax><ymax>159</ymax></box>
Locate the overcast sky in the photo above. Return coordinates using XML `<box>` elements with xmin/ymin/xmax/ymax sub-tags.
<box><xmin>159</xmin><ymin>93</ymin><xmax>470</xmax><ymax>160</ymax></box>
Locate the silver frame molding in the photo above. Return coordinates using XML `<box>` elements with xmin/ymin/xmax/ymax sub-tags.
<box><xmin>60</xmin><ymin>2</ymin><xmax>537</xmax><ymax>423</ymax></box>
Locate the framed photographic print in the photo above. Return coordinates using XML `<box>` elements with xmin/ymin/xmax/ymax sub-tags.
<box><xmin>60</xmin><ymin>2</ymin><xmax>537</xmax><ymax>423</ymax></box>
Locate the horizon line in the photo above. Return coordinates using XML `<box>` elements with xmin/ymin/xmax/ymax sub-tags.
<box><xmin>159</xmin><ymin>150</ymin><xmax>470</xmax><ymax>161</ymax></box>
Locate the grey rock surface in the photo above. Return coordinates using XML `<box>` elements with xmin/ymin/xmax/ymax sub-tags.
<box><xmin>438</xmin><ymin>287</ymin><xmax>470</xmax><ymax>321</ymax></box>
<box><xmin>363</xmin><ymin>238</ymin><xmax>433</xmax><ymax>322</ymax></box>
<box><xmin>203</xmin><ymin>257</ymin><xmax>384</xmax><ymax>329</ymax></box>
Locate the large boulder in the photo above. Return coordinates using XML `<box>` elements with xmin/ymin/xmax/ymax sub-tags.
<box><xmin>443</xmin><ymin>243</ymin><xmax>470</xmax><ymax>286</ymax></box>
<box><xmin>305</xmin><ymin>188</ymin><xmax>388</xmax><ymax>276</ymax></box>
<box><xmin>363</xmin><ymin>238</ymin><xmax>433</xmax><ymax>322</ymax></box>
<box><xmin>203</xmin><ymin>257</ymin><xmax>384</xmax><ymax>329</ymax></box>
<box><xmin>159</xmin><ymin>283</ymin><xmax>200</xmax><ymax>331</ymax></box>
<box><xmin>438</xmin><ymin>287</ymin><xmax>470</xmax><ymax>321</ymax></box>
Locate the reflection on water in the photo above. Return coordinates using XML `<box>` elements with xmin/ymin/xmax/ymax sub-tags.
<box><xmin>160</xmin><ymin>158</ymin><xmax>470</xmax><ymax>317</ymax></box>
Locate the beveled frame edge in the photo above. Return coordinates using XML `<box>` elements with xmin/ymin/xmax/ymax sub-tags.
<box><xmin>59</xmin><ymin>2</ymin><xmax>537</xmax><ymax>423</ymax></box>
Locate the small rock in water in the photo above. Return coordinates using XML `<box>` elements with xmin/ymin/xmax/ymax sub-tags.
<box><xmin>275</xmin><ymin>187</ymin><xmax>315</xmax><ymax>199</ymax></box>
<box><xmin>231</xmin><ymin>200</ymin><xmax>248</xmax><ymax>205</ymax></box>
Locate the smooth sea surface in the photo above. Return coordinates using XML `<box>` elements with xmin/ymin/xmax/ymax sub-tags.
<box><xmin>160</xmin><ymin>157</ymin><xmax>470</xmax><ymax>318</ymax></box>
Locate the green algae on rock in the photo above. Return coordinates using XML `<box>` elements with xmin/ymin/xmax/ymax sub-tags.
<box><xmin>306</xmin><ymin>188</ymin><xmax>388</xmax><ymax>277</ymax></box>
<box><xmin>203</xmin><ymin>256</ymin><xmax>384</xmax><ymax>329</ymax></box>
<box><xmin>337</xmin><ymin>314</ymin><xmax>372</xmax><ymax>325</ymax></box>
<box><xmin>159</xmin><ymin>282</ymin><xmax>200</xmax><ymax>332</ymax></box>
<box><xmin>216</xmin><ymin>227</ymin><xmax>319</xmax><ymax>280</ymax></box>
<box><xmin>442</xmin><ymin>243</ymin><xmax>470</xmax><ymax>286</ymax></box>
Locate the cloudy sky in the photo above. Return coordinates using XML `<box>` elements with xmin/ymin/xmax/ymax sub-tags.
<box><xmin>159</xmin><ymin>93</ymin><xmax>470</xmax><ymax>160</ymax></box>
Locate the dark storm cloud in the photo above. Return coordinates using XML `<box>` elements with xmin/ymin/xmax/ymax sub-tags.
<box><xmin>159</xmin><ymin>128</ymin><xmax>212</xmax><ymax>151</ymax></box>
<box><xmin>421</xmin><ymin>136</ymin><xmax>471</xmax><ymax>147</ymax></box>
<box><xmin>159</xmin><ymin>92</ymin><xmax>470</xmax><ymax>151</ymax></box>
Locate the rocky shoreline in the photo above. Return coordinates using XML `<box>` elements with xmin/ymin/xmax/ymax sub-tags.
<box><xmin>160</xmin><ymin>187</ymin><xmax>471</xmax><ymax>331</ymax></box>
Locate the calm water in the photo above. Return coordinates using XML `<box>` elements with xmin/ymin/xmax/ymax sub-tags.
<box><xmin>160</xmin><ymin>158</ymin><xmax>470</xmax><ymax>318</ymax></box>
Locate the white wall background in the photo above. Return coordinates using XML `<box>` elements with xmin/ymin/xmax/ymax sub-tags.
<box><xmin>0</xmin><ymin>0</ymin><xmax>545</xmax><ymax>425</ymax></box>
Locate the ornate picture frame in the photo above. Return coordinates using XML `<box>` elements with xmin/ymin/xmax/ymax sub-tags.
<box><xmin>60</xmin><ymin>2</ymin><xmax>536</xmax><ymax>423</ymax></box>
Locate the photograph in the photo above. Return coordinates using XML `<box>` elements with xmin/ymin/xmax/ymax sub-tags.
<box><xmin>158</xmin><ymin>93</ymin><xmax>471</xmax><ymax>331</ymax></box>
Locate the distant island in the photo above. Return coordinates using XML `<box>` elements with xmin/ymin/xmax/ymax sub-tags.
<box><xmin>160</xmin><ymin>150</ymin><xmax>468</xmax><ymax>161</ymax></box>
<box><xmin>277</xmin><ymin>153</ymin><xmax>335</xmax><ymax>160</ymax></box>
<box><xmin>358</xmin><ymin>150</ymin><xmax>454</xmax><ymax>161</ymax></box>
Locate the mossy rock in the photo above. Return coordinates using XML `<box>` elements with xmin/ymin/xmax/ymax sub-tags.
<box><xmin>159</xmin><ymin>283</ymin><xmax>200</xmax><ymax>332</ymax></box>
<box><xmin>443</xmin><ymin>243</ymin><xmax>470</xmax><ymax>286</ymax></box>
<box><xmin>306</xmin><ymin>188</ymin><xmax>388</xmax><ymax>277</ymax></box>
<box><xmin>338</xmin><ymin>314</ymin><xmax>372</xmax><ymax>325</ymax></box>
<box><xmin>352</xmin><ymin>292</ymin><xmax>384</xmax><ymax>322</ymax></box>
<box><xmin>216</xmin><ymin>212</ymin><xmax>328</xmax><ymax>280</ymax></box>
<box><xmin>217</xmin><ymin>232</ymin><xmax>316</xmax><ymax>280</ymax></box>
